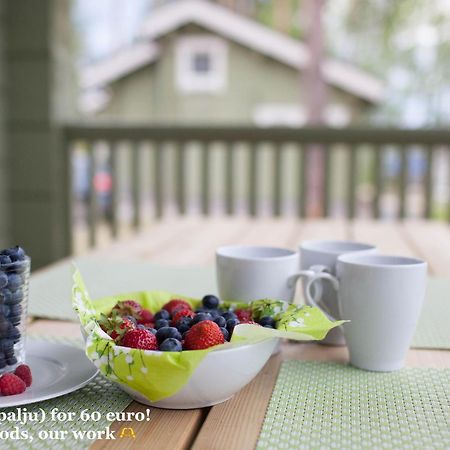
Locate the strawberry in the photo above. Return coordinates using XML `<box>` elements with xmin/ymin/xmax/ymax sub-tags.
<box><xmin>99</xmin><ymin>314</ymin><xmax>136</xmax><ymax>342</ymax></box>
<box><xmin>14</xmin><ymin>364</ymin><xmax>32</xmax><ymax>387</ymax></box>
<box><xmin>0</xmin><ymin>373</ymin><xmax>26</xmax><ymax>396</ymax></box>
<box><xmin>121</xmin><ymin>329</ymin><xmax>158</xmax><ymax>350</ymax></box>
<box><xmin>111</xmin><ymin>300</ymin><xmax>142</xmax><ymax>319</ymax></box>
<box><xmin>235</xmin><ymin>308</ymin><xmax>252</xmax><ymax>323</ymax></box>
<box><xmin>183</xmin><ymin>320</ymin><xmax>225</xmax><ymax>350</ymax></box>
<box><xmin>163</xmin><ymin>299</ymin><xmax>192</xmax><ymax>315</ymax></box>
<box><xmin>172</xmin><ymin>309</ymin><xmax>195</xmax><ymax>324</ymax></box>
<box><xmin>137</xmin><ymin>309</ymin><xmax>154</xmax><ymax>325</ymax></box>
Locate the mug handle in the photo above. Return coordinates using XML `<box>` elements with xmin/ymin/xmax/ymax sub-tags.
<box><xmin>303</xmin><ymin>266</ymin><xmax>340</xmax><ymax>321</ymax></box>
<box><xmin>287</xmin><ymin>267</ymin><xmax>325</xmax><ymax>305</ymax></box>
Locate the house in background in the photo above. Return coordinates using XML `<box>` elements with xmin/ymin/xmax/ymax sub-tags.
<box><xmin>80</xmin><ymin>0</ymin><xmax>384</xmax><ymax>126</ymax></box>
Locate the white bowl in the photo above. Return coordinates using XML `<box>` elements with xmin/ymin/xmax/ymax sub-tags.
<box><xmin>118</xmin><ymin>338</ymin><xmax>278</xmax><ymax>409</ymax></box>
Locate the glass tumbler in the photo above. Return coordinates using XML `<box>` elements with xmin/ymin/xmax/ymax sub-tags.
<box><xmin>0</xmin><ymin>256</ymin><xmax>31</xmax><ymax>373</ymax></box>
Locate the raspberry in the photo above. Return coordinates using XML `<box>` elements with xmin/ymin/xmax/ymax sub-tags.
<box><xmin>183</xmin><ymin>320</ymin><xmax>225</xmax><ymax>350</ymax></box>
<box><xmin>14</xmin><ymin>364</ymin><xmax>32</xmax><ymax>387</ymax></box>
<box><xmin>0</xmin><ymin>373</ymin><xmax>26</xmax><ymax>396</ymax></box>
<box><xmin>137</xmin><ymin>309</ymin><xmax>154</xmax><ymax>325</ymax></box>
<box><xmin>235</xmin><ymin>308</ymin><xmax>252</xmax><ymax>323</ymax></box>
<box><xmin>121</xmin><ymin>329</ymin><xmax>158</xmax><ymax>350</ymax></box>
<box><xmin>163</xmin><ymin>299</ymin><xmax>192</xmax><ymax>315</ymax></box>
<box><xmin>172</xmin><ymin>309</ymin><xmax>195</xmax><ymax>324</ymax></box>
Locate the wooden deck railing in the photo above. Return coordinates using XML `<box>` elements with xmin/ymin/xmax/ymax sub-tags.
<box><xmin>62</xmin><ymin>125</ymin><xmax>450</xmax><ymax>250</ymax></box>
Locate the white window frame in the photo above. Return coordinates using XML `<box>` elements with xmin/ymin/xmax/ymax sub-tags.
<box><xmin>175</xmin><ymin>35</ymin><xmax>228</xmax><ymax>93</ymax></box>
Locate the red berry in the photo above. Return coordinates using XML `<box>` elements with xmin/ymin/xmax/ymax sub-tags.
<box><xmin>14</xmin><ymin>364</ymin><xmax>32</xmax><ymax>387</ymax></box>
<box><xmin>172</xmin><ymin>309</ymin><xmax>195</xmax><ymax>324</ymax></box>
<box><xmin>121</xmin><ymin>329</ymin><xmax>158</xmax><ymax>350</ymax></box>
<box><xmin>235</xmin><ymin>309</ymin><xmax>252</xmax><ymax>323</ymax></box>
<box><xmin>163</xmin><ymin>299</ymin><xmax>192</xmax><ymax>315</ymax></box>
<box><xmin>183</xmin><ymin>320</ymin><xmax>225</xmax><ymax>350</ymax></box>
<box><xmin>100</xmin><ymin>314</ymin><xmax>136</xmax><ymax>342</ymax></box>
<box><xmin>137</xmin><ymin>309</ymin><xmax>154</xmax><ymax>324</ymax></box>
<box><xmin>111</xmin><ymin>300</ymin><xmax>142</xmax><ymax>319</ymax></box>
<box><xmin>0</xmin><ymin>373</ymin><xmax>26</xmax><ymax>396</ymax></box>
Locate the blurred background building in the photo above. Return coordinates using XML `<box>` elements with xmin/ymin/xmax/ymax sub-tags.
<box><xmin>0</xmin><ymin>0</ymin><xmax>449</xmax><ymax>268</ymax></box>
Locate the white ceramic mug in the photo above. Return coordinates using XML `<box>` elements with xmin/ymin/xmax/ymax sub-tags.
<box><xmin>300</xmin><ymin>240</ymin><xmax>377</xmax><ymax>345</ymax></box>
<box><xmin>304</xmin><ymin>253</ymin><xmax>427</xmax><ymax>372</ymax></box>
<box><xmin>216</xmin><ymin>245</ymin><xmax>319</xmax><ymax>302</ymax></box>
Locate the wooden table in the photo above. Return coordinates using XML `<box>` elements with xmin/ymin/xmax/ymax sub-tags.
<box><xmin>27</xmin><ymin>218</ymin><xmax>450</xmax><ymax>450</ymax></box>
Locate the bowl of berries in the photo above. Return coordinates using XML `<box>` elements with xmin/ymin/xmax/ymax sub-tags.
<box><xmin>72</xmin><ymin>269</ymin><xmax>343</xmax><ymax>409</ymax></box>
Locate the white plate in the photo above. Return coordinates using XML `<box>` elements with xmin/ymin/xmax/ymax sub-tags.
<box><xmin>0</xmin><ymin>341</ymin><xmax>98</xmax><ymax>408</ymax></box>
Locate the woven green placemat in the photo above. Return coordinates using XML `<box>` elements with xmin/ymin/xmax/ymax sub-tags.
<box><xmin>257</xmin><ymin>361</ymin><xmax>450</xmax><ymax>450</ymax></box>
<box><xmin>411</xmin><ymin>277</ymin><xmax>450</xmax><ymax>349</ymax></box>
<box><xmin>1</xmin><ymin>336</ymin><xmax>132</xmax><ymax>450</ymax></box>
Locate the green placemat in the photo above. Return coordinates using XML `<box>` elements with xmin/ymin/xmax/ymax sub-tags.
<box><xmin>1</xmin><ymin>336</ymin><xmax>132</xmax><ymax>450</ymax></box>
<box><xmin>257</xmin><ymin>361</ymin><xmax>450</xmax><ymax>450</ymax></box>
<box><xmin>411</xmin><ymin>277</ymin><xmax>450</xmax><ymax>349</ymax></box>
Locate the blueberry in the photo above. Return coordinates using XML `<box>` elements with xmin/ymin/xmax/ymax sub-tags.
<box><xmin>0</xmin><ymin>255</ymin><xmax>12</xmax><ymax>265</ymax></box>
<box><xmin>7</xmin><ymin>274</ymin><xmax>22</xmax><ymax>291</ymax></box>
<box><xmin>220</xmin><ymin>327</ymin><xmax>229</xmax><ymax>341</ymax></box>
<box><xmin>1</xmin><ymin>304</ymin><xmax>10</xmax><ymax>317</ymax></box>
<box><xmin>213</xmin><ymin>316</ymin><xmax>227</xmax><ymax>328</ymax></box>
<box><xmin>6</xmin><ymin>356</ymin><xmax>17</xmax><ymax>366</ymax></box>
<box><xmin>226</xmin><ymin>318</ymin><xmax>240</xmax><ymax>333</ymax></box>
<box><xmin>0</xmin><ymin>358</ymin><xmax>6</xmax><ymax>369</ymax></box>
<box><xmin>191</xmin><ymin>312</ymin><xmax>212</xmax><ymax>325</ymax></box>
<box><xmin>154</xmin><ymin>310</ymin><xmax>170</xmax><ymax>321</ymax></box>
<box><xmin>0</xmin><ymin>272</ymin><xmax>7</xmax><ymax>289</ymax></box>
<box><xmin>0</xmin><ymin>320</ymin><xmax>10</xmax><ymax>336</ymax></box>
<box><xmin>155</xmin><ymin>326</ymin><xmax>182</xmax><ymax>344</ymax></box>
<box><xmin>0</xmin><ymin>289</ymin><xmax>12</xmax><ymax>304</ymax></box>
<box><xmin>202</xmin><ymin>295</ymin><xmax>219</xmax><ymax>310</ymax></box>
<box><xmin>0</xmin><ymin>338</ymin><xmax>14</xmax><ymax>353</ymax></box>
<box><xmin>176</xmin><ymin>317</ymin><xmax>192</xmax><ymax>334</ymax></box>
<box><xmin>10</xmin><ymin>327</ymin><xmax>20</xmax><ymax>342</ymax></box>
<box><xmin>155</xmin><ymin>319</ymin><xmax>169</xmax><ymax>329</ymax></box>
<box><xmin>9</xmin><ymin>316</ymin><xmax>21</xmax><ymax>326</ymax></box>
<box><xmin>9</xmin><ymin>304</ymin><xmax>22</xmax><ymax>317</ymax></box>
<box><xmin>259</xmin><ymin>316</ymin><xmax>276</xmax><ymax>328</ymax></box>
<box><xmin>147</xmin><ymin>328</ymin><xmax>157</xmax><ymax>335</ymax></box>
<box><xmin>222</xmin><ymin>311</ymin><xmax>237</xmax><ymax>321</ymax></box>
<box><xmin>194</xmin><ymin>308</ymin><xmax>206</xmax><ymax>314</ymax></box>
<box><xmin>205</xmin><ymin>309</ymin><xmax>220</xmax><ymax>319</ymax></box>
<box><xmin>1</xmin><ymin>246</ymin><xmax>26</xmax><ymax>262</ymax></box>
<box><xmin>5</xmin><ymin>290</ymin><xmax>23</xmax><ymax>305</ymax></box>
<box><xmin>159</xmin><ymin>338</ymin><xmax>182</xmax><ymax>352</ymax></box>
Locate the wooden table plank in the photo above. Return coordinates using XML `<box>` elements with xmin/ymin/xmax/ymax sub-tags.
<box><xmin>402</xmin><ymin>220</ymin><xmax>450</xmax><ymax>276</ymax></box>
<box><xmin>350</xmin><ymin>220</ymin><xmax>418</xmax><ymax>258</ymax></box>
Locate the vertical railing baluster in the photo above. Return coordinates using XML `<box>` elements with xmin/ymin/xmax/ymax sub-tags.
<box><xmin>154</xmin><ymin>141</ymin><xmax>163</xmax><ymax>218</ymax></box>
<box><xmin>225</xmin><ymin>141</ymin><xmax>234</xmax><ymax>215</ymax></box>
<box><xmin>299</xmin><ymin>145</ymin><xmax>307</xmax><ymax>218</ymax></box>
<box><xmin>273</xmin><ymin>143</ymin><xmax>282</xmax><ymax>216</ymax></box>
<box><xmin>249</xmin><ymin>143</ymin><xmax>258</xmax><ymax>216</ymax></box>
<box><xmin>132</xmin><ymin>141</ymin><xmax>141</xmax><ymax>229</ymax></box>
<box><xmin>374</xmin><ymin>147</ymin><xmax>382</xmax><ymax>219</ymax></box>
<box><xmin>424</xmin><ymin>146</ymin><xmax>433</xmax><ymax>219</ymax></box>
<box><xmin>323</xmin><ymin>145</ymin><xmax>331</xmax><ymax>217</ymax></box>
<box><xmin>110</xmin><ymin>141</ymin><xmax>119</xmax><ymax>238</ymax></box>
<box><xmin>201</xmin><ymin>142</ymin><xmax>210</xmax><ymax>215</ymax></box>
<box><xmin>348</xmin><ymin>145</ymin><xmax>356</xmax><ymax>219</ymax></box>
<box><xmin>88</xmin><ymin>142</ymin><xmax>97</xmax><ymax>248</ymax></box>
<box><xmin>175</xmin><ymin>142</ymin><xmax>186</xmax><ymax>215</ymax></box>
<box><xmin>399</xmin><ymin>146</ymin><xmax>407</xmax><ymax>219</ymax></box>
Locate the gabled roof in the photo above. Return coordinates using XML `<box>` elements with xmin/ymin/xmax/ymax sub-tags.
<box><xmin>82</xmin><ymin>0</ymin><xmax>384</xmax><ymax>103</ymax></box>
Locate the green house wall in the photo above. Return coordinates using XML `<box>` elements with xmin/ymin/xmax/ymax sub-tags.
<box><xmin>97</xmin><ymin>27</ymin><xmax>369</xmax><ymax>124</ymax></box>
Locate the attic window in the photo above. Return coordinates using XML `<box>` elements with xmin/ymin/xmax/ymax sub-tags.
<box><xmin>192</xmin><ymin>53</ymin><xmax>211</xmax><ymax>73</ymax></box>
<box><xmin>175</xmin><ymin>35</ymin><xmax>227</xmax><ymax>93</ymax></box>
